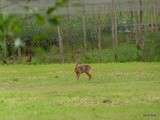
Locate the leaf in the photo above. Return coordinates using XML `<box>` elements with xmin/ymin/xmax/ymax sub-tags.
<box><xmin>55</xmin><ymin>0</ymin><xmax>68</xmax><ymax>7</ymax></box>
<box><xmin>48</xmin><ymin>16</ymin><xmax>60</xmax><ymax>25</ymax></box>
<box><xmin>46</xmin><ymin>7</ymin><xmax>56</xmax><ymax>15</ymax></box>
<box><xmin>46</xmin><ymin>0</ymin><xmax>68</xmax><ymax>14</ymax></box>
<box><xmin>9</xmin><ymin>18</ymin><xmax>22</xmax><ymax>33</ymax></box>
<box><xmin>35</xmin><ymin>14</ymin><xmax>45</xmax><ymax>25</ymax></box>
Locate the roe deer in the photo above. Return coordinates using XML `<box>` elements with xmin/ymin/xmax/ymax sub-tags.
<box><xmin>74</xmin><ymin>63</ymin><xmax>92</xmax><ymax>80</ymax></box>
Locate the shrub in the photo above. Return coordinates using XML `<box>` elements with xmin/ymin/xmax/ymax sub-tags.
<box><xmin>32</xmin><ymin>47</ymin><xmax>60</xmax><ymax>64</ymax></box>
<box><xmin>81</xmin><ymin>44</ymin><xmax>137</xmax><ymax>63</ymax></box>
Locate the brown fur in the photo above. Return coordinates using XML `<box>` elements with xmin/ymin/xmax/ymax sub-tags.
<box><xmin>74</xmin><ymin>63</ymin><xmax>92</xmax><ymax>80</ymax></box>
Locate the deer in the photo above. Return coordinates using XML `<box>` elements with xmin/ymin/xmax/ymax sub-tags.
<box><xmin>74</xmin><ymin>63</ymin><xmax>92</xmax><ymax>80</ymax></box>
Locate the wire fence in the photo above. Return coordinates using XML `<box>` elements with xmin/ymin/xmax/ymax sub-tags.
<box><xmin>0</xmin><ymin>0</ymin><xmax>160</xmax><ymax>63</ymax></box>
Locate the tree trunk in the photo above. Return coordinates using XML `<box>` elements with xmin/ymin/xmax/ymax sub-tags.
<box><xmin>97</xmin><ymin>26</ymin><xmax>102</xmax><ymax>50</ymax></box>
<box><xmin>67</xmin><ymin>1</ymin><xmax>71</xmax><ymax>20</ymax></box>
<box><xmin>150</xmin><ymin>2</ymin><xmax>155</xmax><ymax>32</ymax></box>
<box><xmin>18</xmin><ymin>48</ymin><xmax>22</xmax><ymax>58</ymax></box>
<box><xmin>57</xmin><ymin>26</ymin><xmax>64</xmax><ymax>63</ymax></box>
<box><xmin>3</xmin><ymin>36</ymin><xmax>7</xmax><ymax>58</ymax></box>
<box><xmin>138</xmin><ymin>0</ymin><xmax>145</xmax><ymax>61</ymax></box>
<box><xmin>139</xmin><ymin>0</ymin><xmax>143</xmax><ymax>24</ymax></box>
<box><xmin>97</xmin><ymin>14</ymin><xmax>102</xmax><ymax>50</ymax></box>
<box><xmin>135</xmin><ymin>0</ymin><xmax>145</xmax><ymax>61</ymax></box>
<box><xmin>153</xmin><ymin>0</ymin><xmax>158</xmax><ymax>31</ymax></box>
<box><xmin>111</xmin><ymin>0</ymin><xmax>118</xmax><ymax>61</ymax></box>
<box><xmin>82</xmin><ymin>0</ymin><xmax>87</xmax><ymax>49</ymax></box>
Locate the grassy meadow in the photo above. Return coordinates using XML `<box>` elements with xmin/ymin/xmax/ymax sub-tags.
<box><xmin>0</xmin><ymin>63</ymin><xmax>160</xmax><ymax>120</ymax></box>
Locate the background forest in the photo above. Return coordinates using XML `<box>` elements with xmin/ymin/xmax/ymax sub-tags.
<box><xmin>0</xmin><ymin>0</ymin><xmax>160</xmax><ymax>64</ymax></box>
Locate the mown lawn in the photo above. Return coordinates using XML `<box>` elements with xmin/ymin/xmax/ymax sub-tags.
<box><xmin>0</xmin><ymin>63</ymin><xmax>160</xmax><ymax>120</ymax></box>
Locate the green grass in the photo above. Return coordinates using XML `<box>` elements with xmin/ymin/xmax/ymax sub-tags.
<box><xmin>0</xmin><ymin>63</ymin><xmax>160</xmax><ymax>120</ymax></box>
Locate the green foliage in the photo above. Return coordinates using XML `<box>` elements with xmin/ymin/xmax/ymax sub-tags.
<box><xmin>81</xmin><ymin>49</ymin><xmax>113</xmax><ymax>63</ymax></box>
<box><xmin>46</xmin><ymin>0</ymin><xmax>68</xmax><ymax>15</ymax></box>
<box><xmin>81</xmin><ymin>44</ymin><xmax>137</xmax><ymax>63</ymax></box>
<box><xmin>0</xmin><ymin>15</ymin><xmax>22</xmax><ymax>34</ymax></box>
<box><xmin>48</xmin><ymin>16</ymin><xmax>60</xmax><ymax>25</ymax></box>
<box><xmin>117</xmin><ymin>44</ymin><xmax>138</xmax><ymax>62</ymax></box>
<box><xmin>47</xmin><ymin>7</ymin><xmax>56</xmax><ymax>15</ymax></box>
<box><xmin>144</xmin><ymin>32</ymin><xmax>160</xmax><ymax>61</ymax></box>
<box><xmin>34</xmin><ymin>14</ymin><xmax>46</xmax><ymax>25</ymax></box>
<box><xmin>0</xmin><ymin>6</ymin><xmax>160</xmax><ymax>63</ymax></box>
<box><xmin>55</xmin><ymin>0</ymin><xmax>69</xmax><ymax>7</ymax></box>
<box><xmin>32</xmin><ymin>47</ymin><xmax>60</xmax><ymax>64</ymax></box>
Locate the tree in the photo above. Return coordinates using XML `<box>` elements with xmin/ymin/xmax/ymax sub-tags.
<box><xmin>111</xmin><ymin>0</ymin><xmax>118</xmax><ymax>61</ymax></box>
<box><xmin>0</xmin><ymin>15</ymin><xmax>22</xmax><ymax>58</ymax></box>
<box><xmin>96</xmin><ymin>14</ymin><xmax>102</xmax><ymax>50</ymax></box>
<box><xmin>57</xmin><ymin>26</ymin><xmax>64</xmax><ymax>63</ymax></box>
<box><xmin>46</xmin><ymin>0</ymin><xmax>69</xmax><ymax>63</ymax></box>
<box><xmin>82</xmin><ymin>0</ymin><xmax>87</xmax><ymax>49</ymax></box>
<box><xmin>137</xmin><ymin>0</ymin><xmax>145</xmax><ymax>61</ymax></box>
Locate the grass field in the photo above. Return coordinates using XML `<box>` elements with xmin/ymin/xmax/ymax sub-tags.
<box><xmin>0</xmin><ymin>63</ymin><xmax>160</xmax><ymax>120</ymax></box>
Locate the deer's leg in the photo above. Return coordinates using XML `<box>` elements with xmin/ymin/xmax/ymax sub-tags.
<box><xmin>76</xmin><ymin>72</ymin><xmax>80</xmax><ymax>80</ymax></box>
<box><xmin>86</xmin><ymin>72</ymin><xmax>91</xmax><ymax>80</ymax></box>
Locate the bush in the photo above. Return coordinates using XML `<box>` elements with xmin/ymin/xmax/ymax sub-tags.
<box><xmin>81</xmin><ymin>44</ymin><xmax>137</xmax><ymax>63</ymax></box>
<box><xmin>117</xmin><ymin>44</ymin><xmax>138</xmax><ymax>62</ymax></box>
<box><xmin>32</xmin><ymin>47</ymin><xmax>60</xmax><ymax>64</ymax></box>
<box><xmin>144</xmin><ymin>32</ymin><xmax>160</xmax><ymax>61</ymax></box>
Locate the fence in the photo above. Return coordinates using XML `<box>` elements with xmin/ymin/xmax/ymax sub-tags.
<box><xmin>0</xmin><ymin>0</ymin><xmax>160</xmax><ymax>64</ymax></box>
